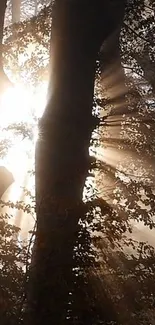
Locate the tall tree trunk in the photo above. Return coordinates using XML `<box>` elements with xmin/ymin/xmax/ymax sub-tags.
<box><xmin>11</xmin><ymin>0</ymin><xmax>21</xmax><ymax>23</ymax></box>
<box><xmin>26</xmin><ymin>1</ymin><xmax>126</xmax><ymax>324</ymax></box>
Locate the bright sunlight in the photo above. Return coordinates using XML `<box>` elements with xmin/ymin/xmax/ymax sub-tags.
<box><xmin>0</xmin><ymin>81</ymin><xmax>48</xmax><ymax>241</ymax></box>
<box><xmin>0</xmin><ymin>83</ymin><xmax>47</xmax><ymax>179</ymax></box>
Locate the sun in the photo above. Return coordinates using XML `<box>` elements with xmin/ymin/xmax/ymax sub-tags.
<box><xmin>1</xmin><ymin>84</ymin><xmax>32</xmax><ymax>127</ymax></box>
<box><xmin>1</xmin><ymin>82</ymin><xmax>47</xmax><ymax>126</ymax></box>
<box><xmin>0</xmin><ymin>82</ymin><xmax>47</xmax><ymax>182</ymax></box>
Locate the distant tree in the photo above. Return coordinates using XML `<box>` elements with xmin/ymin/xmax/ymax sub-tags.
<box><xmin>0</xmin><ymin>0</ymin><xmax>11</xmax><ymax>92</ymax></box>
<box><xmin>34</xmin><ymin>0</ymin><xmax>38</xmax><ymax>16</ymax></box>
<box><xmin>0</xmin><ymin>166</ymin><xmax>14</xmax><ymax>198</ymax></box>
<box><xmin>0</xmin><ymin>0</ymin><xmax>7</xmax><ymax>67</ymax></box>
<box><xmin>11</xmin><ymin>0</ymin><xmax>21</xmax><ymax>23</ymax></box>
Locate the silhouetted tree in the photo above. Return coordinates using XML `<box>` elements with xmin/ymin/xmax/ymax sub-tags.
<box><xmin>25</xmin><ymin>1</ymin><xmax>126</xmax><ymax>324</ymax></box>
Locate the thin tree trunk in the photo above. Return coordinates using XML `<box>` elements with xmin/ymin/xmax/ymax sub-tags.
<box><xmin>11</xmin><ymin>0</ymin><xmax>21</xmax><ymax>23</ymax></box>
<box><xmin>0</xmin><ymin>0</ymin><xmax>7</xmax><ymax>73</ymax></box>
<box><xmin>26</xmin><ymin>1</ymin><xmax>126</xmax><ymax>324</ymax></box>
<box><xmin>34</xmin><ymin>0</ymin><xmax>37</xmax><ymax>16</ymax></box>
<box><xmin>0</xmin><ymin>0</ymin><xmax>12</xmax><ymax>92</ymax></box>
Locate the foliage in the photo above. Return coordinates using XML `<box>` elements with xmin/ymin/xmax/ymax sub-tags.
<box><xmin>3</xmin><ymin>4</ymin><xmax>52</xmax><ymax>84</ymax></box>
<box><xmin>0</xmin><ymin>211</ymin><xmax>26</xmax><ymax>324</ymax></box>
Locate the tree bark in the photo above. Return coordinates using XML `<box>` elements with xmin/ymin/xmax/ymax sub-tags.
<box><xmin>26</xmin><ymin>1</ymin><xmax>126</xmax><ymax>324</ymax></box>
